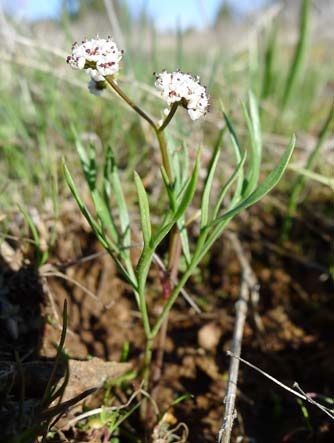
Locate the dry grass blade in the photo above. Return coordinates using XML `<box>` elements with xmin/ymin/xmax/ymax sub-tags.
<box><xmin>226</xmin><ymin>352</ymin><xmax>334</xmax><ymax>421</ymax></box>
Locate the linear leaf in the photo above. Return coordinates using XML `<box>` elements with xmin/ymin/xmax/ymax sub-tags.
<box><xmin>212</xmin><ymin>149</ymin><xmax>247</xmax><ymax>220</ymax></box>
<box><xmin>18</xmin><ymin>205</ymin><xmax>47</xmax><ymax>266</ymax></box>
<box><xmin>106</xmin><ymin>147</ymin><xmax>131</xmax><ymax>250</ymax></box>
<box><xmin>161</xmin><ymin>166</ymin><xmax>177</xmax><ymax>212</ymax></box>
<box><xmin>134</xmin><ymin>171</ymin><xmax>152</xmax><ymax>247</ymax></box>
<box><xmin>243</xmin><ymin>91</ymin><xmax>262</xmax><ymax>196</ymax></box>
<box><xmin>201</xmin><ymin>142</ymin><xmax>221</xmax><ymax>228</ymax></box>
<box><xmin>64</xmin><ymin>161</ymin><xmax>135</xmax><ymax>288</ymax></box>
<box><xmin>193</xmin><ymin>135</ymin><xmax>296</xmax><ymax>268</ymax></box>
<box><xmin>74</xmin><ymin>135</ymin><xmax>119</xmax><ymax>242</ymax></box>
<box><xmin>152</xmin><ymin>149</ymin><xmax>200</xmax><ymax>250</ymax></box>
<box><xmin>223</xmin><ymin>110</ymin><xmax>245</xmax><ymax>202</ymax></box>
<box><xmin>178</xmin><ymin>217</ymin><xmax>191</xmax><ymax>265</ymax></box>
<box><xmin>63</xmin><ymin>161</ymin><xmax>107</xmax><ymax>245</ymax></box>
<box><xmin>209</xmin><ymin>135</ymin><xmax>296</xmax><ymax>230</ymax></box>
<box><xmin>282</xmin><ymin>0</ymin><xmax>311</xmax><ymax>109</ymax></box>
<box><xmin>174</xmin><ymin>148</ymin><xmax>200</xmax><ymax>221</ymax></box>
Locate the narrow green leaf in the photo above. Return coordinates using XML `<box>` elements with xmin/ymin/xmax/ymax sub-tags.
<box><xmin>212</xmin><ymin>149</ymin><xmax>247</xmax><ymax>220</ymax></box>
<box><xmin>161</xmin><ymin>166</ymin><xmax>177</xmax><ymax>212</ymax></box>
<box><xmin>180</xmin><ymin>141</ymin><xmax>189</xmax><ymax>187</ymax></box>
<box><xmin>261</xmin><ymin>20</ymin><xmax>278</xmax><ymax>100</ymax></box>
<box><xmin>18</xmin><ymin>205</ymin><xmax>40</xmax><ymax>250</ymax></box>
<box><xmin>106</xmin><ymin>147</ymin><xmax>131</xmax><ymax>250</ymax></box>
<box><xmin>201</xmin><ymin>142</ymin><xmax>221</xmax><ymax>228</ymax></box>
<box><xmin>102</xmin><ymin>148</ymin><xmax>121</xmax><ymax>243</ymax></box>
<box><xmin>281</xmin><ymin>105</ymin><xmax>334</xmax><ymax>240</ymax></box>
<box><xmin>282</xmin><ymin>0</ymin><xmax>311</xmax><ymax>109</ymax></box>
<box><xmin>152</xmin><ymin>220</ymin><xmax>175</xmax><ymax>249</ymax></box>
<box><xmin>193</xmin><ymin>136</ymin><xmax>296</xmax><ymax>269</ymax></box>
<box><xmin>105</xmin><ymin>147</ymin><xmax>136</xmax><ymax>284</ymax></box>
<box><xmin>223</xmin><ymin>111</ymin><xmax>242</xmax><ymax>157</ymax></box>
<box><xmin>134</xmin><ymin>171</ymin><xmax>152</xmax><ymax>247</ymax></box>
<box><xmin>18</xmin><ymin>204</ymin><xmax>47</xmax><ymax>266</ymax></box>
<box><xmin>92</xmin><ymin>190</ymin><xmax>119</xmax><ymax>241</ymax></box>
<box><xmin>49</xmin><ymin>174</ymin><xmax>59</xmax><ymax>250</ymax></box>
<box><xmin>73</xmin><ymin>134</ymin><xmax>119</xmax><ymax>242</ymax></box>
<box><xmin>243</xmin><ymin>91</ymin><xmax>262</xmax><ymax>196</ymax></box>
<box><xmin>64</xmin><ymin>161</ymin><xmax>135</xmax><ymax>288</ymax></box>
<box><xmin>223</xmin><ymin>110</ymin><xmax>245</xmax><ymax>202</ymax></box>
<box><xmin>63</xmin><ymin>161</ymin><xmax>108</xmax><ymax>248</ymax></box>
<box><xmin>152</xmin><ymin>149</ymin><xmax>200</xmax><ymax>250</ymax></box>
<box><xmin>209</xmin><ymin>135</ymin><xmax>296</xmax><ymax>230</ymax></box>
<box><xmin>72</xmin><ymin>126</ymin><xmax>95</xmax><ymax>189</ymax></box>
<box><xmin>174</xmin><ymin>148</ymin><xmax>201</xmax><ymax>221</ymax></box>
<box><xmin>178</xmin><ymin>218</ymin><xmax>191</xmax><ymax>265</ymax></box>
<box><xmin>287</xmin><ymin>165</ymin><xmax>334</xmax><ymax>189</ymax></box>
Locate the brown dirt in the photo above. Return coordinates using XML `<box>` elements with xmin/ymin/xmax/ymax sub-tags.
<box><xmin>0</xmin><ymin>194</ymin><xmax>333</xmax><ymax>443</ymax></box>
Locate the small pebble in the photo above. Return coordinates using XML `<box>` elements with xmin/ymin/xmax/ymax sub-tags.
<box><xmin>197</xmin><ymin>322</ymin><xmax>221</xmax><ymax>351</ymax></box>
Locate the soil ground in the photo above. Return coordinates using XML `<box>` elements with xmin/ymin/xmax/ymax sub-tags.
<box><xmin>0</xmin><ymin>193</ymin><xmax>333</xmax><ymax>443</ymax></box>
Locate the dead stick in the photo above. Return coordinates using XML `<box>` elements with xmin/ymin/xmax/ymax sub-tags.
<box><xmin>218</xmin><ymin>233</ymin><xmax>258</xmax><ymax>443</ymax></box>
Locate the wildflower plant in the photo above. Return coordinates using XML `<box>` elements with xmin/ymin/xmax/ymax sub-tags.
<box><xmin>64</xmin><ymin>36</ymin><xmax>295</xmax><ymax>422</ymax></box>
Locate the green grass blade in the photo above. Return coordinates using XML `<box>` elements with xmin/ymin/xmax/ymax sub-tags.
<box><xmin>281</xmin><ymin>106</ymin><xmax>334</xmax><ymax>240</ymax></box>
<box><xmin>287</xmin><ymin>165</ymin><xmax>334</xmax><ymax>189</ymax></box>
<box><xmin>282</xmin><ymin>0</ymin><xmax>311</xmax><ymax>109</ymax></box>
<box><xmin>261</xmin><ymin>20</ymin><xmax>278</xmax><ymax>100</ymax></box>
<box><xmin>18</xmin><ymin>205</ymin><xmax>48</xmax><ymax>266</ymax></box>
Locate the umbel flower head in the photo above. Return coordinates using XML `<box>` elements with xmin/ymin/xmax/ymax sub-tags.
<box><xmin>154</xmin><ymin>69</ymin><xmax>209</xmax><ymax>120</ymax></box>
<box><xmin>67</xmin><ymin>36</ymin><xmax>123</xmax><ymax>76</ymax></box>
<box><xmin>67</xmin><ymin>36</ymin><xmax>123</xmax><ymax>95</ymax></box>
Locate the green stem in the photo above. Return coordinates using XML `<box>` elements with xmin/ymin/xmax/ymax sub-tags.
<box><xmin>152</xmin><ymin>266</ymin><xmax>193</xmax><ymax>338</ymax></box>
<box><xmin>106</xmin><ymin>76</ymin><xmax>175</xmax><ymax>184</ymax></box>
<box><xmin>105</xmin><ymin>76</ymin><xmax>157</xmax><ymax>131</ymax></box>
<box><xmin>158</xmin><ymin>103</ymin><xmax>179</xmax><ymax>132</ymax></box>
<box><xmin>136</xmin><ymin>247</ymin><xmax>153</xmax><ymax>338</ymax></box>
<box><xmin>155</xmin><ymin>129</ymin><xmax>173</xmax><ymax>182</ymax></box>
<box><xmin>140</xmin><ymin>336</ymin><xmax>154</xmax><ymax>424</ymax></box>
<box><xmin>143</xmin><ymin>337</ymin><xmax>154</xmax><ymax>391</ymax></box>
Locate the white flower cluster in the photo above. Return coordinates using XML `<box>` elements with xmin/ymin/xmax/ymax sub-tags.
<box><xmin>154</xmin><ymin>69</ymin><xmax>209</xmax><ymax>120</ymax></box>
<box><xmin>67</xmin><ymin>37</ymin><xmax>123</xmax><ymax>95</ymax></box>
<box><xmin>67</xmin><ymin>37</ymin><xmax>123</xmax><ymax>75</ymax></box>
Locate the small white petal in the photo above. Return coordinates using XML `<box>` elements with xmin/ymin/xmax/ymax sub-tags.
<box><xmin>87</xmin><ymin>68</ymin><xmax>104</xmax><ymax>82</ymax></box>
<box><xmin>188</xmin><ymin>108</ymin><xmax>201</xmax><ymax>120</ymax></box>
<box><xmin>67</xmin><ymin>37</ymin><xmax>123</xmax><ymax>76</ymax></box>
<box><xmin>154</xmin><ymin>70</ymin><xmax>209</xmax><ymax>120</ymax></box>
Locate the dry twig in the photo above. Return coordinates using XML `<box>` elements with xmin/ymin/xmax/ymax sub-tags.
<box><xmin>218</xmin><ymin>233</ymin><xmax>259</xmax><ymax>443</ymax></box>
